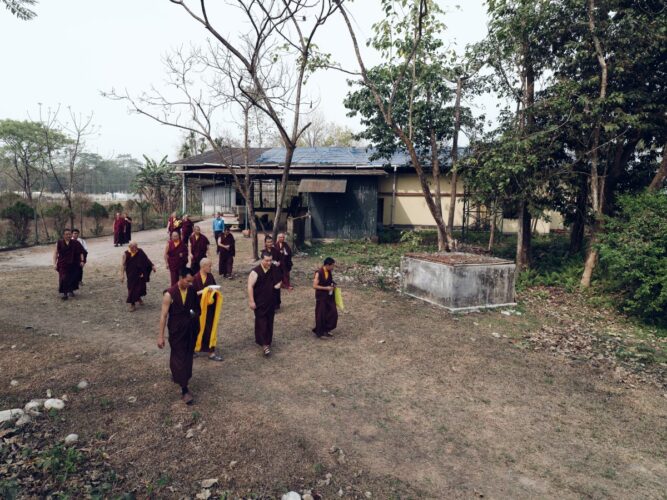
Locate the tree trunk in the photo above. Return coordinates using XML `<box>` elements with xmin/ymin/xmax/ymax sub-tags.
<box><xmin>648</xmin><ymin>142</ymin><xmax>667</xmax><ymax>192</ymax></box>
<box><xmin>447</xmin><ymin>76</ymin><xmax>463</xmax><ymax>236</ymax></box>
<box><xmin>582</xmin><ymin>0</ymin><xmax>609</xmax><ymax>288</ymax></box>
<box><xmin>271</xmin><ymin>146</ymin><xmax>295</xmax><ymax>241</ymax></box>
<box><xmin>516</xmin><ymin>200</ymin><xmax>531</xmax><ymax>272</ymax></box>
<box><xmin>569</xmin><ymin>169</ymin><xmax>588</xmax><ymax>254</ymax></box>
<box><xmin>488</xmin><ymin>202</ymin><xmax>496</xmax><ymax>252</ymax></box>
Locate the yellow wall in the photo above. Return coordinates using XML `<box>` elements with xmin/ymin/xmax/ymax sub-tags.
<box><xmin>379</xmin><ymin>173</ymin><xmax>465</xmax><ymax>227</ymax></box>
<box><xmin>379</xmin><ymin>173</ymin><xmax>565</xmax><ymax>234</ymax></box>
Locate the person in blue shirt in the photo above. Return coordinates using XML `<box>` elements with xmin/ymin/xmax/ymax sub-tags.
<box><xmin>212</xmin><ymin>212</ymin><xmax>225</xmax><ymax>252</ymax></box>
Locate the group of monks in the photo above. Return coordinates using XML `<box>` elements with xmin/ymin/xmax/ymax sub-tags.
<box><xmin>113</xmin><ymin>212</ymin><xmax>133</xmax><ymax>247</ymax></box>
<box><xmin>52</xmin><ymin>228</ymin><xmax>88</xmax><ymax>300</ymax></box>
<box><xmin>53</xmin><ymin>213</ymin><xmax>339</xmax><ymax>406</ymax></box>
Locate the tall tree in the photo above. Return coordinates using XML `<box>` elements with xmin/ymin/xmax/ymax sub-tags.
<box><xmin>340</xmin><ymin>0</ymin><xmax>458</xmax><ymax>251</ymax></box>
<box><xmin>2</xmin><ymin>0</ymin><xmax>37</xmax><ymax>20</ymax></box>
<box><xmin>481</xmin><ymin>0</ymin><xmax>558</xmax><ymax>271</ymax></box>
<box><xmin>110</xmin><ymin>1</ymin><xmax>339</xmax><ymax>240</ymax></box>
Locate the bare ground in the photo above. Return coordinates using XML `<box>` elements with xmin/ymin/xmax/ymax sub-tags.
<box><xmin>0</xmin><ymin>224</ymin><xmax>666</xmax><ymax>499</ymax></box>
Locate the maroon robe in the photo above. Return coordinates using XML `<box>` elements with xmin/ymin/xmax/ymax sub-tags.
<box><xmin>189</xmin><ymin>234</ymin><xmax>210</xmax><ymax>274</ymax></box>
<box><xmin>218</xmin><ymin>232</ymin><xmax>235</xmax><ymax>277</ymax></box>
<box><xmin>166</xmin><ymin>284</ymin><xmax>200</xmax><ymax>387</ymax></box>
<box><xmin>166</xmin><ymin>240</ymin><xmax>188</xmax><ymax>286</ymax></box>
<box><xmin>268</xmin><ymin>246</ymin><xmax>284</xmax><ymax>308</ymax></box>
<box><xmin>181</xmin><ymin>219</ymin><xmax>194</xmax><ymax>246</ymax></box>
<box><xmin>121</xmin><ymin>217</ymin><xmax>132</xmax><ymax>244</ymax></box>
<box><xmin>313</xmin><ymin>268</ymin><xmax>338</xmax><ymax>336</ymax></box>
<box><xmin>125</xmin><ymin>249</ymin><xmax>153</xmax><ymax>305</ymax></box>
<box><xmin>192</xmin><ymin>271</ymin><xmax>218</xmax><ymax>353</ymax></box>
<box><xmin>56</xmin><ymin>239</ymin><xmax>83</xmax><ymax>294</ymax></box>
<box><xmin>276</xmin><ymin>241</ymin><xmax>293</xmax><ymax>288</ymax></box>
<box><xmin>167</xmin><ymin>216</ymin><xmax>179</xmax><ymax>236</ymax></box>
<box><xmin>113</xmin><ymin>217</ymin><xmax>124</xmax><ymax>245</ymax></box>
<box><xmin>251</xmin><ymin>264</ymin><xmax>281</xmax><ymax>346</ymax></box>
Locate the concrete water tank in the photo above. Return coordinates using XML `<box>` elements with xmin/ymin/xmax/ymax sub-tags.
<box><xmin>401</xmin><ymin>253</ymin><xmax>517</xmax><ymax>312</ymax></box>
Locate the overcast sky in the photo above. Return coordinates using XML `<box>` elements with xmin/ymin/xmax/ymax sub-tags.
<box><xmin>0</xmin><ymin>0</ymin><xmax>490</xmax><ymax>161</ymax></box>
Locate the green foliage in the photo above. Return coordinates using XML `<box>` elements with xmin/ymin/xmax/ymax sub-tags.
<box><xmin>598</xmin><ymin>192</ymin><xmax>667</xmax><ymax>324</ymax></box>
<box><xmin>133</xmin><ymin>155</ymin><xmax>180</xmax><ymax>217</ymax></box>
<box><xmin>2</xmin><ymin>0</ymin><xmax>37</xmax><ymax>20</ymax></box>
<box><xmin>37</xmin><ymin>444</ymin><xmax>84</xmax><ymax>483</ymax></box>
<box><xmin>1</xmin><ymin>200</ymin><xmax>34</xmax><ymax>245</ymax></box>
<box><xmin>86</xmin><ymin>202</ymin><xmax>109</xmax><ymax>236</ymax></box>
<box><xmin>43</xmin><ymin>204</ymin><xmax>73</xmax><ymax>235</ymax></box>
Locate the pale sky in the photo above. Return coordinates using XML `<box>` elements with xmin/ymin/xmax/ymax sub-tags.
<box><xmin>0</xmin><ymin>0</ymin><xmax>491</xmax><ymax>161</ymax></box>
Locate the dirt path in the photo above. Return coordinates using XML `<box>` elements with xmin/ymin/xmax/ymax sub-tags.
<box><xmin>1</xmin><ymin>223</ymin><xmax>666</xmax><ymax>498</ymax></box>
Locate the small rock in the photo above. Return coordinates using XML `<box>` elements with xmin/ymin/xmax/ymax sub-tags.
<box><xmin>378</xmin><ymin>340</ymin><xmax>386</xmax><ymax>344</ymax></box>
<box><xmin>337</xmin><ymin>488</ymin><xmax>344</xmax><ymax>497</ymax></box>
<box><xmin>330</xmin><ymin>445</ymin><xmax>338</xmax><ymax>453</ymax></box>
<box><xmin>64</xmin><ymin>433</ymin><xmax>79</xmax><ymax>445</ymax></box>
<box><xmin>128</xmin><ymin>396</ymin><xmax>137</xmax><ymax>404</ymax></box>
<box><xmin>303</xmin><ymin>494</ymin><xmax>314</xmax><ymax>500</ymax></box>
<box><xmin>282</xmin><ymin>492</ymin><xmax>301</xmax><ymax>500</ymax></box>
<box><xmin>501</xmin><ymin>310</ymin><xmax>512</xmax><ymax>316</ymax></box>
<box><xmin>25</xmin><ymin>325</ymin><xmax>33</xmax><ymax>329</ymax></box>
<box><xmin>365</xmin><ymin>492</ymin><xmax>372</xmax><ymax>498</ymax></box>
<box><xmin>491</xmin><ymin>332</ymin><xmax>501</xmax><ymax>338</ymax></box>
<box><xmin>77</xmin><ymin>380</ymin><xmax>89</xmax><ymax>390</ymax></box>
<box><xmin>229</xmin><ymin>460</ymin><xmax>238</xmax><ymax>469</ymax></box>
<box><xmin>195</xmin><ymin>489</ymin><xmax>211</xmax><ymax>500</ymax></box>
<box><xmin>201</xmin><ymin>478</ymin><xmax>218</xmax><ymax>489</ymax></box>
<box><xmin>10</xmin><ymin>379</ymin><xmax>19</xmax><ymax>387</ymax></box>
<box><xmin>0</xmin><ymin>408</ymin><xmax>24</xmax><ymax>423</ymax></box>
<box><xmin>44</xmin><ymin>399</ymin><xmax>65</xmax><ymax>410</ymax></box>
<box><xmin>185</xmin><ymin>429</ymin><xmax>195</xmax><ymax>439</ymax></box>
<box><xmin>46</xmin><ymin>389</ymin><xmax>53</xmax><ymax>398</ymax></box>
<box><xmin>15</xmin><ymin>414</ymin><xmax>31</xmax><ymax>427</ymax></box>
<box><xmin>81</xmin><ymin>320</ymin><xmax>89</xmax><ymax>324</ymax></box>
<box><xmin>49</xmin><ymin>333</ymin><xmax>59</xmax><ymax>337</ymax></box>
<box><xmin>24</xmin><ymin>399</ymin><xmax>45</xmax><ymax>415</ymax></box>
<box><xmin>61</xmin><ymin>394</ymin><xmax>69</xmax><ymax>402</ymax></box>
<box><xmin>326</xmin><ymin>473</ymin><xmax>333</xmax><ymax>480</ymax></box>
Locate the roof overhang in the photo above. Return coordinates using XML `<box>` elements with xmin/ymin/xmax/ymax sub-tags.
<box><xmin>298</xmin><ymin>179</ymin><xmax>347</xmax><ymax>193</ymax></box>
<box><xmin>174</xmin><ymin>167</ymin><xmax>386</xmax><ymax>177</ymax></box>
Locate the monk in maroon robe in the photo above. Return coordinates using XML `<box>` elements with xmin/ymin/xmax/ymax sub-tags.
<box><xmin>53</xmin><ymin>228</ymin><xmax>85</xmax><ymax>300</ymax></box>
<box><xmin>217</xmin><ymin>227</ymin><xmax>235</xmax><ymax>278</ymax></box>
<box><xmin>158</xmin><ymin>267</ymin><xmax>200</xmax><ymax>405</ymax></box>
<box><xmin>121</xmin><ymin>214</ymin><xmax>132</xmax><ymax>244</ymax></box>
<box><xmin>189</xmin><ymin>225</ymin><xmax>209</xmax><ymax>274</ymax></box>
<box><xmin>192</xmin><ymin>258</ymin><xmax>222</xmax><ymax>361</ymax></box>
<box><xmin>312</xmin><ymin>257</ymin><xmax>338</xmax><ymax>338</ymax></box>
<box><xmin>276</xmin><ymin>233</ymin><xmax>294</xmax><ymax>290</ymax></box>
<box><xmin>264</xmin><ymin>235</ymin><xmax>284</xmax><ymax>309</ymax></box>
<box><xmin>180</xmin><ymin>214</ymin><xmax>194</xmax><ymax>247</ymax></box>
<box><xmin>248</xmin><ymin>251</ymin><xmax>282</xmax><ymax>356</ymax></box>
<box><xmin>164</xmin><ymin>231</ymin><xmax>188</xmax><ymax>286</ymax></box>
<box><xmin>167</xmin><ymin>211</ymin><xmax>179</xmax><ymax>236</ymax></box>
<box><xmin>113</xmin><ymin>213</ymin><xmax>124</xmax><ymax>247</ymax></box>
<box><xmin>121</xmin><ymin>241</ymin><xmax>156</xmax><ymax>311</ymax></box>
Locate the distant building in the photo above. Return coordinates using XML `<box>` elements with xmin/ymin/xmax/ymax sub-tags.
<box><xmin>172</xmin><ymin>147</ymin><xmax>563</xmax><ymax>240</ymax></box>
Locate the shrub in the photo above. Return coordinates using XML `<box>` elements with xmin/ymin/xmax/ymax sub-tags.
<box><xmin>86</xmin><ymin>202</ymin><xmax>109</xmax><ymax>236</ymax></box>
<box><xmin>1</xmin><ymin>201</ymin><xmax>34</xmax><ymax>245</ymax></box>
<box><xmin>598</xmin><ymin>192</ymin><xmax>667</xmax><ymax>324</ymax></box>
<box><xmin>42</xmin><ymin>204</ymin><xmax>73</xmax><ymax>236</ymax></box>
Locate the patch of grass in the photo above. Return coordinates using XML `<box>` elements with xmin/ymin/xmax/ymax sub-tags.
<box><xmin>601</xmin><ymin>468</ymin><xmax>617</xmax><ymax>480</ymax></box>
<box><xmin>94</xmin><ymin>431</ymin><xmax>109</xmax><ymax>440</ymax></box>
<box><xmin>98</xmin><ymin>397</ymin><xmax>113</xmax><ymax>410</ymax></box>
<box><xmin>313</xmin><ymin>463</ymin><xmax>324</xmax><ymax>475</ymax></box>
<box><xmin>156</xmin><ymin>473</ymin><xmax>171</xmax><ymax>487</ymax></box>
<box><xmin>37</xmin><ymin>444</ymin><xmax>84</xmax><ymax>484</ymax></box>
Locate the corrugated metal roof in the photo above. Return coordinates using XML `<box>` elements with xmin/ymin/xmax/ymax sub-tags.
<box><xmin>173</xmin><ymin>167</ymin><xmax>386</xmax><ymax>177</ymax></box>
<box><xmin>298</xmin><ymin>179</ymin><xmax>348</xmax><ymax>193</ymax></box>
<box><xmin>257</xmin><ymin>147</ymin><xmax>410</xmax><ymax>166</ymax></box>
<box><xmin>172</xmin><ymin>146</ymin><xmax>468</xmax><ymax>169</ymax></box>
